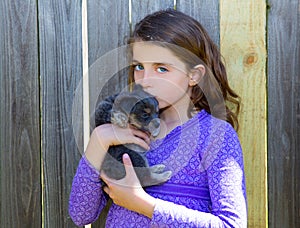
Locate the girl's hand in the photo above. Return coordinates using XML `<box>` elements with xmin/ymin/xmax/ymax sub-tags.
<box><xmin>92</xmin><ymin>123</ymin><xmax>150</xmax><ymax>151</ymax></box>
<box><xmin>101</xmin><ymin>154</ymin><xmax>156</xmax><ymax>218</ymax></box>
<box><xmin>85</xmin><ymin>124</ymin><xmax>150</xmax><ymax>170</ymax></box>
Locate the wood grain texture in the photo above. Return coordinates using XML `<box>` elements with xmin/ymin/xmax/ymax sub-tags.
<box><xmin>4</xmin><ymin>0</ymin><xmax>299</xmax><ymax>227</ymax></box>
<box><xmin>38</xmin><ymin>0</ymin><xmax>83</xmax><ymax>227</ymax></box>
<box><xmin>131</xmin><ymin>0</ymin><xmax>174</xmax><ymax>31</ymax></box>
<box><xmin>220</xmin><ymin>1</ymin><xmax>267</xmax><ymax>227</ymax></box>
<box><xmin>0</xmin><ymin>0</ymin><xmax>41</xmax><ymax>227</ymax></box>
<box><xmin>176</xmin><ymin>0</ymin><xmax>219</xmax><ymax>45</ymax></box>
<box><xmin>87</xmin><ymin>0</ymin><xmax>130</xmax><ymax>114</ymax></box>
<box><xmin>267</xmin><ymin>0</ymin><xmax>300</xmax><ymax>227</ymax></box>
<box><xmin>87</xmin><ymin>0</ymin><xmax>130</xmax><ymax>227</ymax></box>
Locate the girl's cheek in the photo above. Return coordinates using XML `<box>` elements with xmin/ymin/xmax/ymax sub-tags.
<box><xmin>134</xmin><ymin>72</ymin><xmax>144</xmax><ymax>80</ymax></box>
<box><xmin>157</xmin><ymin>98</ymin><xmax>170</xmax><ymax>109</ymax></box>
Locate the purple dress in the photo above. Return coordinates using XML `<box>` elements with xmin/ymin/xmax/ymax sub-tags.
<box><xmin>69</xmin><ymin>110</ymin><xmax>247</xmax><ymax>227</ymax></box>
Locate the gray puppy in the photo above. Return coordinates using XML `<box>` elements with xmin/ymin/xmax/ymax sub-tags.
<box><xmin>94</xmin><ymin>84</ymin><xmax>172</xmax><ymax>187</ymax></box>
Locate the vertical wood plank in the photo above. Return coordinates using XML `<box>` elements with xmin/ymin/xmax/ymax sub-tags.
<box><xmin>131</xmin><ymin>0</ymin><xmax>174</xmax><ymax>30</ymax></box>
<box><xmin>176</xmin><ymin>0</ymin><xmax>219</xmax><ymax>45</ymax></box>
<box><xmin>87</xmin><ymin>0</ymin><xmax>130</xmax><ymax>227</ymax></box>
<box><xmin>38</xmin><ymin>0</ymin><xmax>83</xmax><ymax>227</ymax></box>
<box><xmin>267</xmin><ymin>0</ymin><xmax>300</xmax><ymax>227</ymax></box>
<box><xmin>220</xmin><ymin>1</ymin><xmax>267</xmax><ymax>227</ymax></box>
<box><xmin>88</xmin><ymin>0</ymin><xmax>130</xmax><ymax>63</ymax></box>
<box><xmin>0</xmin><ymin>0</ymin><xmax>41</xmax><ymax>227</ymax></box>
<box><xmin>88</xmin><ymin>0</ymin><xmax>130</xmax><ymax>112</ymax></box>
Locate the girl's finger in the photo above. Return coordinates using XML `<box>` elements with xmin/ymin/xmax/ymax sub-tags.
<box><xmin>130</xmin><ymin>128</ymin><xmax>150</xmax><ymax>142</ymax></box>
<box><xmin>132</xmin><ymin>137</ymin><xmax>150</xmax><ymax>150</ymax></box>
<box><xmin>100</xmin><ymin>172</ymin><xmax>113</xmax><ymax>186</ymax></box>
<box><xmin>123</xmin><ymin>154</ymin><xmax>136</xmax><ymax>177</ymax></box>
<box><xmin>103</xmin><ymin>186</ymin><xmax>109</xmax><ymax>195</ymax></box>
<box><xmin>123</xmin><ymin>154</ymin><xmax>139</xmax><ymax>179</ymax></box>
<box><xmin>130</xmin><ymin>131</ymin><xmax>151</xmax><ymax>148</ymax></box>
<box><xmin>123</xmin><ymin>153</ymin><xmax>133</xmax><ymax>166</ymax></box>
<box><xmin>100</xmin><ymin>171</ymin><xmax>107</xmax><ymax>180</ymax></box>
<box><xmin>112</xmin><ymin>125</ymin><xmax>150</xmax><ymax>147</ymax></box>
<box><xmin>123</xmin><ymin>154</ymin><xmax>141</xmax><ymax>186</ymax></box>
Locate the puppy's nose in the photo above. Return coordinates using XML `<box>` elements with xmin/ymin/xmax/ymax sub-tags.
<box><xmin>149</xmin><ymin>118</ymin><xmax>160</xmax><ymax>137</ymax></box>
<box><xmin>152</xmin><ymin>118</ymin><xmax>160</xmax><ymax>128</ymax></box>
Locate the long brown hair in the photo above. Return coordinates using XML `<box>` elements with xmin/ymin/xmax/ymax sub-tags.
<box><xmin>128</xmin><ymin>9</ymin><xmax>240</xmax><ymax>130</ymax></box>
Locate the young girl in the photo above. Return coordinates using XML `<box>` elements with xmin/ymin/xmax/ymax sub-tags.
<box><xmin>69</xmin><ymin>9</ymin><xmax>247</xmax><ymax>227</ymax></box>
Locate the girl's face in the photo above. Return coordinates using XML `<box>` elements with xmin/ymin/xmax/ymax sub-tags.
<box><xmin>132</xmin><ymin>42</ymin><xmax>192</xmax><ymax>110</ymax></box>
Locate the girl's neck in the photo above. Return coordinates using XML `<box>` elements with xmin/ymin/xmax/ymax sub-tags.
<box><xmin>160</xmin><ymin>106</ymin><xmax>188</xmax><ymax>125</ymax></box>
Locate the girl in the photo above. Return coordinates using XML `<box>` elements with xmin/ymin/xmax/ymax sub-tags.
<box><xmin>69</xmin><ymin>9</ymin><xmax>247</xmax><ymax>227</ymax></box>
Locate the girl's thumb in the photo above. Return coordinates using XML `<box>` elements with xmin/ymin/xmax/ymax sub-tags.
<box><xmin>123</xmin><ymin>153</ymin><xmax>133</xmax><ymax>169</ymax></box>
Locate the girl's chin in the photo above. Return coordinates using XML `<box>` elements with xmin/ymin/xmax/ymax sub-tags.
<box><xmin>158</xmin><ymin>102</ymin><xmax>172</xmax><ymax>110</ymax></box>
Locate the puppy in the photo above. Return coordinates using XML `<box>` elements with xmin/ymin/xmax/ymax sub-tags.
<box><xmin>94</xmin><ymin>84</ymin><xmax>172</xmax><ymax>187</ymax></box>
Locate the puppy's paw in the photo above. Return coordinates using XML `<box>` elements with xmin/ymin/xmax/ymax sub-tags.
<box><xmin>149</xmin><ymin>171</ymin><xmax>172</xmax><ymax>185</ymax></box>
<box><xmin>157</xmin><ymin>170</ymin><xmax>172</xmax><ymax>182</ymax></box>
<box><xmin>149</xmin><ymin>164</ymin><xmax>166</xmax><ymax>173</ymax></box>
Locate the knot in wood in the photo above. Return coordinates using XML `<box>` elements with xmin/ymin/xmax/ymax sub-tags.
<box><xmin>243</xmin><ymin>53</ymin><xmax>258</xmax><ymax>67</ymax></box>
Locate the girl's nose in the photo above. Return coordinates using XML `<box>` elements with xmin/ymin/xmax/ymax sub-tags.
<box><xmin>139</xmin><ymin>68</ymin><xmax>153</xmax><ymax>87</ymax></box>
<box><xmin>142</xmin><ymin>68</ymin><xmax>153</xmax><ymax>79</ymax></box>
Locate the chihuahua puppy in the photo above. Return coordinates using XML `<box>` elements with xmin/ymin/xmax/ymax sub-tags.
<box><xmin>94</xmin><ymin>84</ymin><xmax>172</xmax><ymax>187</ymax></box>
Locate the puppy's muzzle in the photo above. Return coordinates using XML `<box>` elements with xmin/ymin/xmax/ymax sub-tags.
<box><xmin>148</xmin><ymin>118</ymin><xmax>160</xmax><ymax>137</ymax></box>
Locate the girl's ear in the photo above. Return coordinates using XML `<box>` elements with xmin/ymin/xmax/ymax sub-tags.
<box><xmin>188</xmin><ymin>64</ymin><xmax>206</xmax><ymax>86</ymax></box>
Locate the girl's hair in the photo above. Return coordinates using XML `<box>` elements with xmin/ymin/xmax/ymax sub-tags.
<box><xmin>128</xmin><ymin>9</ymin><xmax>240</xmax><ymax>130</ymax></box>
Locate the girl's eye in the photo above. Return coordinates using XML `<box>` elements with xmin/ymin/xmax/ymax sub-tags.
<box><xmin>157</xmin><ymin>67</ymin><xmax>168</xmax><ymax>73</ymax></box>
<box><xmin>133</xmin><ymin>64</ymin><xmax>144</xmax><ymax>71</ymax></box>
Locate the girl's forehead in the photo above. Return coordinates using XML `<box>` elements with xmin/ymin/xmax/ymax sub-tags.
<box><xmin>132</xmin><ymin>42</ymin><xmax>186</xmax><ymax>69</ymax></box>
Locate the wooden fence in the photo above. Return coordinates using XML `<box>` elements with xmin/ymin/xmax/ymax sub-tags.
<box><xmin>0</xmin><ymin>0</ymin><xmax>299</xmax><ymax>227</ymax></box>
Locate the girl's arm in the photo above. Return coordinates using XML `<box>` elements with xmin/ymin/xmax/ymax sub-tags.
<box><xmin>150</xmin><ymin>158</ymin><xmax>247</xmax><ymax>227</ymax></box>
<box><xmin>69</xmin><ymin>126</ymin><xmax>112</xmax><ymax>226</ymax></box>
<box><xmin>69</xmin><ymin>156</ymin><xmax>106</xmax><ymax>226</ymax></box>
<box><xmin>69</xmin><ymin>124</ymin><xmax>150</xmax><ymax>226</ymax></box>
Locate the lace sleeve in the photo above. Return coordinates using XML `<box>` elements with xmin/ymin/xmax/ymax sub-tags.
<box><xmin>69</xmin><ymin>156</ymin><xmax>107</xmax><ymax>226</ymax></box>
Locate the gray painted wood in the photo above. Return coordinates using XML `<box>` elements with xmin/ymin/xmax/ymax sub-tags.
<box><xmin>176</xmin><ymin>0</ymin><xmax>220</xmax><ymax>45</ymax></box>
<box><xmin>1</xmin><ymin>0</ymin><xmax>299</xmax><ymax>227</ymax></box>
<box><xmin>0</xmin><ymin>0</ymin><xmax>41</xmax><ymax>227</ymax></box>
<box><xmin>87</xmin><ymin>0</ymin><xmax>130</xmax><ymax>227</ymax></box>
<box><xmin>38</xmin><ymin>0</ymin><xmax>83</xmax><ymax>227</ymax></box>
<box><xmin>88</xmin><ymin>0</ymin><xmax>131</xmax><ymax>118</ymax></box>
<box><xmin>131</xmin><ymin>0</ymin><xmax>175</xmax><ymax>32</ymax></box>
<box><xmin>267</xmin><ymin>0</ymin><xmax>300</xmax><ymax>227</ymax></box>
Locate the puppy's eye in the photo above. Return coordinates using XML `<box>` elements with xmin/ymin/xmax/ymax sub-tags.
<box><xmin>141</xmin><ymin>113</ymin><xmax>149</xmax><ymax>119</ymax></box>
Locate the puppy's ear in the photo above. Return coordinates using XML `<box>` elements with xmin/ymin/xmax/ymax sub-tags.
<box><xmin>114</xmin><ymin>95</ymin><xmax>139</xmax><ymax>113</ymax></box>
<box><xmin>111</xmin><ymin>111</ymin><xmax>128</xmax><ymax>128</ymax></box>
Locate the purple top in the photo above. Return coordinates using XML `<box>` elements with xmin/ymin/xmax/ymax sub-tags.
<box><xmin>69</xmin><ymin>110</ymin><xmax>247</xmax><ymax>227</ymax></box>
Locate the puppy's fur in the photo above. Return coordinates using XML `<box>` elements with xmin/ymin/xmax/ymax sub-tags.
<box><xmin>95</xmin><ymin>84</ymin><xmax>172</xmax><ymax>187</ymax></box>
